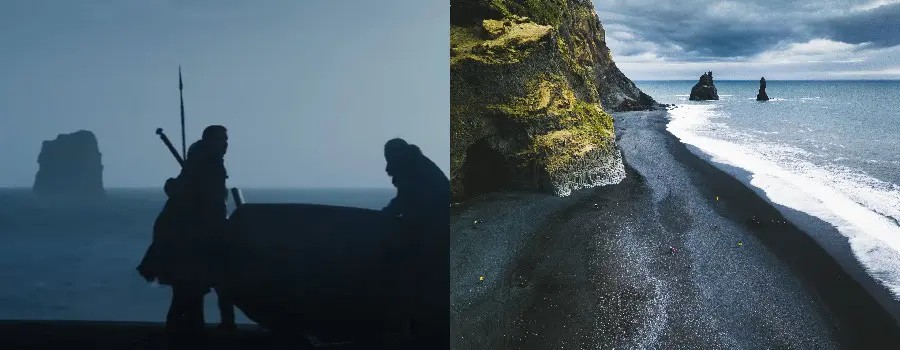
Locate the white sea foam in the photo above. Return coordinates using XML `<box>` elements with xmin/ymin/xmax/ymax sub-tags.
<box><xmin>747</xmin><ymin>98</ymin><xmax>787</xmax><ymax>101</ymax></box>
<box><xmin>667</xmin><ymin>104</ymin><xmax>900</xmax><ymax>299</ymax></box>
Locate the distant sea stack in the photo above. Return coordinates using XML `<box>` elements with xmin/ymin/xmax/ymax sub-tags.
<box><xmin>689</xmin><ymin>71</ymin><xmax>719</xmax><ymax>101</ymax></box>
<box><xmin>756</xmin><ymin>77</ymin><xmax>769</xmax><ymax>101</ymax></box>
<box><xmin>33</xmin><ymin>130</ymin><xmax>105</xmax><ymax>197</ymax></box>
<box><xmin>450</xmin><ymin>0</ymin><xmax>657</xmax><ymax>200</ymax></box>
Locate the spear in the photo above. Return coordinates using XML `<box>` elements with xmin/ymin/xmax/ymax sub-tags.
<box><xmin>179</xmin><ymin>66</ymin><xmax>186</xmax><ymax>159</ymax></box>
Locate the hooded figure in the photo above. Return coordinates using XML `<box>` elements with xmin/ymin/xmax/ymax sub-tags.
<box><xmin>381</xmin><ymin>138</ymin><xmax>449</xmax><ymax>348</ymax></box>
<box><xmin>137</xmin><ymin>125</ymin><xmax>232</xmax><ymax>339</ymax></box>
<box><xmin>382</xmin><ymin>138</ymin><xmax>449</xmax><ymax>219</ymax></box>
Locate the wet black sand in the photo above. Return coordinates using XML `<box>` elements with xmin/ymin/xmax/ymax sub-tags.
<box><xmin>450</xmin><ymin>110</ymin><xmax>900</xmax><ymax>349</ymax></box>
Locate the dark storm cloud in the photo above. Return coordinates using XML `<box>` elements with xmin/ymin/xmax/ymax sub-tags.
<box><xmin>593</xmin><ymin>0</ymin><xmax>898</xmax><ymax>60</ymax></box>
<box><xmin>814</xmin><ymin>3</ymin><xmax>900</xmax><ymax>47</ymax></box>
<box><xmin>595</xmin><ymin>0</ymin><xmax>807</xmax><ymax>59</ymax></box>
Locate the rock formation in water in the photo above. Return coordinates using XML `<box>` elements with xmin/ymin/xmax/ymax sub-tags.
<box><xmin>756</xmin><ymin>77</ymin><xmax>769</xmax><ymax>101</ymax></box>
<box><xmin>689</xmin><ymin>71</ymin><xmax>719</xmax><ymax>101</ymax></box>
<box><xmin>450</xmin><ymin>0</ymin><xmax>657</xmax><ymax>199</ymax></box>
<box><xmin>33</xmin><ymin>130</ymin><xmax>105</xmax><ymax>196</ymax></box>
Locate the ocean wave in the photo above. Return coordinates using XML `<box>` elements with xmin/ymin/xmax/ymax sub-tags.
<box><xmin>667</xmin><ymin>104</ymin><xmax>900</xmax><ymax>300</ymax></box>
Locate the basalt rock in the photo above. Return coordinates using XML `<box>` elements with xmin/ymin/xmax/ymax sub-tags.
<box><xmin>689</xmin><ymin>71</ymin><xmax>719</xmax><ymax>101</ymax></box>
<box><xmin>33</xmin><ymin>130</ymin><xmax>104</xmax><ymax>197</ymax></box>
<box><xmin>450</xmin><ymin>0</ymin><xmax>655</xmax><ymax>200</ymax></box>
<box><xmin>756</xmin><ymin>77</ymin><xmax>769</xmax><ymax>101</ymax></box>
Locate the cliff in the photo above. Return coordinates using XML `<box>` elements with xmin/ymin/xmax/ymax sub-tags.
<box><xmin>450</xmin><ymin>0</ymin><xmax>656</xmax><ymax>199</ymax></box>
<box><xmin>33</xmin><ymin>130</ymin><xmax>105</xmax><ymax>196</ymax></box>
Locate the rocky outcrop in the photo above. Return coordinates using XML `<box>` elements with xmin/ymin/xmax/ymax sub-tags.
<box><xmin>756</xmin><ymin>77</ymin><xmax>769</xmax><ymax>101</ymax></box>
<box><xmin>33</xmin><ymin>130</ymin><xmax>104</xmax><ymax>196</ymax></box>
<box><xmin>689</xmin><ymin>71</ymin><xmax>719</xmax><ymax>101</ymax></box>
<box><xmin>450</xmin><ymin>0</ymin><xmax>655</xmax><ymax>200</ymax></box>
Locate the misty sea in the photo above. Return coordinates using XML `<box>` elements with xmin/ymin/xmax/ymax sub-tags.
<box><xmin>0</xmin><ymin>188</ymin><xmax>394</xmax><ymax>323</ymax></box>
<box><xmin>635</xmin><ymin>80</ymin><xmax>900</xmax><ymax>300</ymax></box>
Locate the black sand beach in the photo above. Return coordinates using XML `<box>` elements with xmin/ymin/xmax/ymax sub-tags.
<box><xmin>450</xmin><ymin>110</ymin><xmax>900</xmax><ymax>348</ymax></box>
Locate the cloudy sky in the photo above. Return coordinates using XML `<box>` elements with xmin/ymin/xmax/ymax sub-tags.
<box><xmin>593</xmin><ymin>0</ymin><xmax>900</xmax><ymax>80</ymax></box>
<box><xmin>0</xmin><ymin>0</ymin><xmax>448</xmax><ymax>188</ymax></box>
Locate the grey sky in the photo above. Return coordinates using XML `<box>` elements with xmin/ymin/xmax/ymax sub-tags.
<box><xmin>0</xmin><ymin>0</ymin><xmax>449</xmax><ymax>188</ymax></box>
<box><xmin>593</xmin><ymin>0</ymin><xmax>900</xmax><ymax>80</ymax></box>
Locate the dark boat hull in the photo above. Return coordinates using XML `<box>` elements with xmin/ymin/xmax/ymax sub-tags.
<box><xmin>220</xmin><ymin>204</ymin><xmax>416</xmax><ymax>335</ymax></box>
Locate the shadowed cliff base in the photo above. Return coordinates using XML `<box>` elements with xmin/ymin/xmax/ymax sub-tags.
<box><xmin>461</xmin><ymin>139</ymin><xmax>514</xmax><ymax>197</ymax></box>
<box><xmin>450</xmin><ymin>110</ymin><xmax>900</xmax><ymax>348</ymax></box>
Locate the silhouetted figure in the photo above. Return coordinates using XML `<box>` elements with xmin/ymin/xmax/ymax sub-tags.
<box><xmin>757</xmin><ymin>77</ymin><xmax>770</xmax><ymax>101</ymax></box>
<box><xmin>382</xmin><ymin>138</ymin><xmax>449</xmax><ymax>219</ymax></box>
<box><xmin>381</xmin><ymin>138</ymin><xmax>450</xmax><ymax>348</ymax></box>
<box><xmin>137</xmin><ymin>125</ymin><xmax>233</xmax><ymax>345</ymax></box>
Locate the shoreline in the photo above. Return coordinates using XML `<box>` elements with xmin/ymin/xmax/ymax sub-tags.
<box><xmin>450</xmin><ymin>109</ymin><xmax>900</xmax><ymax>348</ymax></box>
<box><xmin>671</xmin><ymin>134</ymin><xmax>900</xmax><ymax>325</ymax></box>
<box><xmin>651</xmin><ymin>110</ymin><xmax>900</xmax><ymax>334</ymax></box>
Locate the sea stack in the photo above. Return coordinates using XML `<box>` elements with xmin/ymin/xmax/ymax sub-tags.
<box><xmin>33</xmin><ymin>130</ymin><xmax>105</xmax><ymax>197</ymax></box>
<box><xmin>756</xmin><ymin>77</ymin><xmax>770</xmax><ymax>101</ymax></box>
<box><xmin>689</xmin><ymin>71</ymin><xmax>719</xmax><ymax>101</ymax></box>
<box><xmin>450</xmin><ymin>0</ymin><xmax>656</xmax><ymax>199</ymax></box>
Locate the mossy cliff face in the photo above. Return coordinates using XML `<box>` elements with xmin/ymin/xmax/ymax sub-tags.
<box><xmin>451</xmin><ymin>0</ymin><xmax>654</xmax><ymax>199</ymax></box>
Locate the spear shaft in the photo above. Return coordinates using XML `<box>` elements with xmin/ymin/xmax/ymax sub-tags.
<box><xmin>179</xmin><ymin>66</ymin><xmax>186</xmax><ymax>159</ymax></box>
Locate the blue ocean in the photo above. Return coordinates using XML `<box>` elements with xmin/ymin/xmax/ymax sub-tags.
<box><xmin>0</xmin><ymin>188</ymin><xmax>394</xmax><ymax>323</ymax></box>
<box><xmin>635</xmin><ymin>80</ymin><xmax>900</xmax><ymax>300</ymax></box>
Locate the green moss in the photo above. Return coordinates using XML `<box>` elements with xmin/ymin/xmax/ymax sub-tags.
<box><xmin>450</xmin><ymin>18</ymin><xmax>553</xmax><ymax>65</ymax></box>
<box><xmin>555</xmin><ymin>35</ymin><xmax>569</xmax><ymax>55</ymax></box>
<box><xmin>489</xmin><ymin>0</ymin><xmax>568</xmax><ymax>26</ymax></box>
<box><xmin>526</xmin><ymin>100</ymin><xmax>614</xmax><ymax>175</ymax></box>
<box><xmin>471</xmin><ymin>71</ymin><xmax>614</xmax><ymax>176</ymax></box>
<box><xmin>450</xmin><ymin>26</ymin><xmax>481</xmax><ymax>64</ymax></box>
<box><xmin>482</xmin><ymin>19</ymin><xmax>507</xmax><ymax>38</ymax></box>
<box><xmin>490</xmin><ymin>0</ymin><xmax>514</xmax><ymax>17</ymax></box>
<box><xmin>486</xmin><ymin>74</ymin><xmax>575</xmax><ymax>119</ymax></box>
